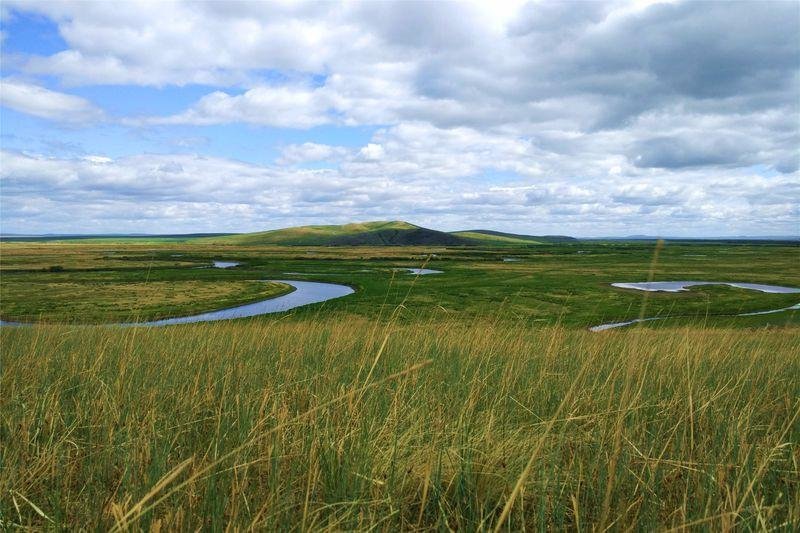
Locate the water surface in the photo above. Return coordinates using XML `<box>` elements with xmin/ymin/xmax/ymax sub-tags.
<box><xmin>612</xmin><ymin>281</ymin><xmax>800</xmax><ymax>294</ymax></box>
<box><xmin>139</xmin><ymin>280</ymin><xmax>353</xmax><ymax>325</ymax></box>
<box><xmin>591</xmin><ymin>281</ymin><xmax>800</xmax><ymax>331</ymax></box>
<box><xmin>589</xmin><ymin>303</ymin><xmax>800</xmax><ymax>331</ymax></box>
<box><xmin>405</xmin><ymin>268</ymin><xmax>443</xmax><ymax>275</ymax></box>
<box><xmin>1</xmin><ymin>280</ymin><xmax>354</xmax><ymax>327</ymax></box>
<box><xmin>212</xmin><ymin>260</ymin><xmax>240</xmax><ymax>268</ymax></box>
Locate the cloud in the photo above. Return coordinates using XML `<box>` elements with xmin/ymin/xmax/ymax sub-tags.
<box><xmin>12</xmin><ymin>1</ymin><xmax>360</xmax><ymax>86</ymax></box>
<box><xmin>357</xmin><ymin>143</ymin><xmax>384</xmax><ymax>161</ymax></box>
<box><xmin>3</xmin><ymin>144</ymin><xmax>797</xmax><ymax>237</ymax></box>
<box><xmin>341</xmin><ymin>122</ymin><xmax>545</xmax><ymax>179</ymax></box>
<box><xmin>25</xmin><ymin>0</ymin><xmax>788</xmax><ymax>177</ymax></box>
<box><xmin>0</xmin><ymin>79</ymin><xmax>104</xmax><ymax>123</ymax></box>
<box><xmin>1</xmin><ymin>1</ymin><xmax>798</xmax><ymax>235</ymax></box>
<box><xmin>630</xmin><ymin>136</ymin><xmax>747</xmax><ymax>169</ymax></box>
<box><xmin>277</xmin><ymin>142</ymin><xmax>350</xmax><ymax>165</ymax></box>
<box><xmin>131</xmin><ymin>85</ymin><xmax>335</xmax><ymax>128</ymax></box>
<box><xmin>13</xmin><ymin>2</ymin><xmax>796</xmax><ymax>130</ymax></box>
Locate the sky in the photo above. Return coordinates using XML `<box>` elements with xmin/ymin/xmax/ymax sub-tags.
<box><xmin>0</xmin><ymin>0</ymin><xmax>798</xmax><ymax>237</ymax></box>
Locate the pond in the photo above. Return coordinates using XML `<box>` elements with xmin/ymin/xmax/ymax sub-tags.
<box><xmin>0</xmin><ymin>280</ymin><xmax>354</xmax><ymax>327</ymax></box>
<box><xmin>212</xmin><ymin>260</ymin><xmax>240</xmax><ymax>268</ymax></box>
<box><xmin>612</xmin><ymin>281</ymin><xmax>800</xmax><ymax>294</ymax></box>
<box><xmin>591</xmin><ymin>281</ymin><xmax>800</xmax><ymax>331</ymax></box>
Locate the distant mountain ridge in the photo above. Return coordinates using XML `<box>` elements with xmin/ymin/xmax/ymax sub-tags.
<box><xmin>0</xmin><ymin>221</ymin><xmax>582</xmax><ymax>245</ymax></box>
<box><xmin>4</xmin><ymin>226</ymin><xmax>796</xmax><ymax>244</ymax></box>
<box><xmin>1</xmin><ymin>221</ymin><xmax>579</xmax><ymax>245</ymax></box>
<box><xmin>199</xmin><ymin>220</ymin><xmax>576</xmax><ymax>246</ymax></box>
<box><xmin>198</xmin><ymin>221</ymin><xmax>466</xmax><ymax>246</ymax></box>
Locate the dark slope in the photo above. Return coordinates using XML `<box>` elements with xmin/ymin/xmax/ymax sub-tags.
<box><xmin>330</xmin><ymin>227</ymin><xmax>471</xmax><ymax>246</ymax></box>
<box><xmin>454</xmin><ymin>229</ymin><xmax>577</xmax><ymax>243</ymax></box>
<box><xmin>200</xmin><ymin>221</ymin><xmax>474</xmax><ymax>246</ymax></box>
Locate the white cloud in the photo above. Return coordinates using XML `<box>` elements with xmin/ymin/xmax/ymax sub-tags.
<box><xmin>131</xmin><ymin>85</ymin><xmax>334</xmax><ymax>128</ymax></box>
<box><xmin>1</xmin><ymin>1</ymin><xmax>798</xmax><ymax>235</ymax></box>
<box><xmin>14</xmin><ymin>1</ymin><xmax>366</xmax><ymax>86</ymax></box>
<box><xmin>277</xmin><ymin>143</ymin><xmax>350</xmax><ymax>165</ymax></box>
<box><xmin>82</xmin><ymin>155</ymin><xmax>113</xmax><ymax>164</ymax></box>
<box><xmin>358</xmin><ymin>143</ymin><xmax>384</xmax><ymax>161</ymax></box>
<box><xmin>2</xmin><ymin>147</ymin><xmax>797</xmax><ymax>237</ymax></box>
<box><xmin>0</xmin><ymin>79</ymin><xmax>105</xmax><ymax>123</ymax></box>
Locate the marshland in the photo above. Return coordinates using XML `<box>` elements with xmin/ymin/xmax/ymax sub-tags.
<box><xmin>1</xmin><ymin>237</ymin><xmax>798</xmax><ymax>530</ymax></box>
<box><xmin>3</xmin><ymin>0</ymin><xmax>799</xmax><ymax>530</ymax></box>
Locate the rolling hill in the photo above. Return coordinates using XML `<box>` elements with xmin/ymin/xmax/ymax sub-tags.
<box><xmin>200</xmin><ymin>221</ymin><xmax>469</xmax><ymax>246</ymax></box>
<box><xmin>451</xmin><ymin>229</ymin><xmax>577</xmax><ymax>244</ymax></box>
<box><xmin>201</xmin><ymin>221</ymin><xmax>575</xmax><ymax>246</ymax></box>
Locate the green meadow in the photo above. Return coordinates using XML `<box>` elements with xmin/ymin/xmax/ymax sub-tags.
<box><xmin>1</xmin><ymin>240</ymin><xmax>798</xmax><ymax>327</ymax></box>
<box><xmin>1</xmin><ymin>239</ymin><xmax>799</xmax><ymax>529</ymax></box>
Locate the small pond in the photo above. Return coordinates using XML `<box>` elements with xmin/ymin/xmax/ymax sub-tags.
<box><xmin>591</xmin><ymin>281</ymin><xmax>800</xmax><ymax>331</ymax></box>
<box><xmin>612</xmin><ymin>281</ymin><xmax>800</xmax><ymax>294</ymax></box>
<box><xmin>212</xmin><ymin>260</ymin><xmax>240</xmax><ymax>269</ymax></box>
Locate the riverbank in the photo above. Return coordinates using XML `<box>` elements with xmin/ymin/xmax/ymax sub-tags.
<box><xmin>0</xmin><ymin>280</ymin><xmax>295</xmax><ymax>324</ymax></box>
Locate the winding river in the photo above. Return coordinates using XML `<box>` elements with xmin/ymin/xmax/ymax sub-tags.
<box><xmin>0</xmin><ymin>280</ymin><xmax>354</xmax><ymax>327</ymax></box>
<box><xmin>5</xmin><ymin>272</ymin><xmax>796</xmax><ymax>331</ymax></box>
<box><xmin>405</xmin><ymin>268</ymin><xmax>443</xmax><ymax>275</ymax></box>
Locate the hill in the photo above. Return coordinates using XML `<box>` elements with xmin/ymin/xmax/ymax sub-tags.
<box><xmin>2</xmin><ymin>222</ymin><xmax>577</xmax><ymax>246</ymax></box>
<box><xmin>451</xmin><ymin>229</ymin><xmax>577</xmax><ymax>244</ymax></box>
<box><xmin>201</xmin><ymin>221</ymin><xmax>472</xmax><ymax>246</ymax></box>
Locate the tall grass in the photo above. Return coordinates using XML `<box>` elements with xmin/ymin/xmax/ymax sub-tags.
<box><xmin>1</xmin><ymin>317</ymin><xmax>798</xmax><ymax>530</ymax></box>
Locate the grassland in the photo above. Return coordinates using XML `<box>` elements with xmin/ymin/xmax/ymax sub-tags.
<box><xmin>1</xmin><ymin>240</ymin><xmax>797</xmax><ymax>328</ymax></box>
<box><xmin>1</xmin><ymin>239</ymin><xmax>798</xmax><ymax>529</ymax></box>
<box><xmin>2</xmin><ymin>317</ymin><xmax>799</xmax><ymax>530</ymax></box>
<box><xmin>0</xmin><ymin>279</ymin><xmax>291</xmax><ymax>323</ymax></box>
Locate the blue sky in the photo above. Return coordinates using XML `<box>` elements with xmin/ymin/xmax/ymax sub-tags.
<box><xmin>1</xmin><ymin>1</ymin><xmax>798</xmax><ymax>236</ymax></box>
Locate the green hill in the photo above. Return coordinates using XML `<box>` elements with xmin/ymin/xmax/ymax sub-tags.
<box><xmin>200</xmin><ymin>221</ymin><xmax>577</xmax><ymax>246</ymax></box>
<box><xmin>451</xmin><ymin>231</ymin><xmax>544</xmax><ymax>245</ymax></box>
<box><xmin>2</xmin><ymin>222</ymin><xmax>577</xmax><ymax>246</ymax></box>
<box><xmin>451</xmin><ymin>229</ymin><xmax>576</xmax><ymax>245</ymax></box>
<box><xmin>201</xmin><ymin>221</ymin><xmax>472</xmax><ymax>246</ymax></box>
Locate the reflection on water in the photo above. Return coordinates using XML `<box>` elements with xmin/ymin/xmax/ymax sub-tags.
<box><xmin>405</xmin><ymin>268</ymin><xmax>443</xmax><ymax>275</ymax></box>
<box><xmin>137</xmin><ymin>280</ymin><xmax>353</xmax><ymax>326</ymax></box>
<box><xmin>589</xmin><ymin>317</ymin><xmax>662</xmax><ymax>332</ymax></box>
<box><xmin>738</xmin><ymin>302</ymin><xmax>800</xmax><ymax>316</ymax></box>
<box><xmin>612</xmin><ymin>281</ymin><xmax>800</xmax><ymax>294</ymax></box>
<box><xmin>591</xmin><ymin>281</ymin><xmax>800</xmax><ymax>331</ymax></box>
<box><xmin>212</xmin><ymin>260</ymin><xmax>240</xmax><ymax>268</ymax></box>
<box><xmin>590</xmin><ymin>303</ymin><xmax>800</xmax><ymax>331</ymax></box>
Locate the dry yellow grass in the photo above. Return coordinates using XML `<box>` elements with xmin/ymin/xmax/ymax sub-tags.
<box><xmin>0</xmin><ymin>280</ymin><xmax>291</xmax><ymax>323</ymax></box>
<box><xmin>1</xmin><ymin>316</ymin><xmax>798</xmax><ymax>530</ymax></box>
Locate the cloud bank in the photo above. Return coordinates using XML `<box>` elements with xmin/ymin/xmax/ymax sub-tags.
<box><xmin>1</xmin><ymin>0</ymin><xmax>798</xmax><ymax>236</ymax></box>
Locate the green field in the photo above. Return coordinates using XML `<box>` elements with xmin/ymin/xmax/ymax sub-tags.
<box><xmin>0</xmin><ymin>279</ymin><xmax>292</xmax><ymax>323</ymax></box>
<box><xmin>1</xmin><ymin>240</ymin><xmax>798</xmax><ymax>328</ymax></box>
<box><xmin>1</xmin><ymin>239</ymin><xmax>799</xmax><ymax>529</ymax></box>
